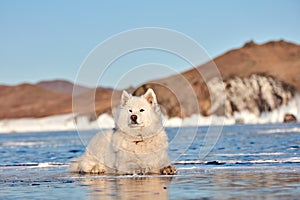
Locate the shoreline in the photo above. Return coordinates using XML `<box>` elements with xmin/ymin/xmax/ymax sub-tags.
<box><xmin>0</xmin><ymin>95</ymin><xmax>299</xmax><ymax>134</ymax></box>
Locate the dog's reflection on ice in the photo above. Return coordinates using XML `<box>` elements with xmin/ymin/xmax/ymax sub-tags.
<box><xmin>78</xmin><ymin>176</ymin><xmax>172</xmax><ymax>200</ymax></box>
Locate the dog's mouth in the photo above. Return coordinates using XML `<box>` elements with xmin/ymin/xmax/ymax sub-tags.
<box><xmin>129</xmin><ymin>121</ymin><xmax>144</xmax><ymax>128</ymax></box>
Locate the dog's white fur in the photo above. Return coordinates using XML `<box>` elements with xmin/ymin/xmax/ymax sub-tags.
<box><xmin>69</xmin><ymin>88</ymin><xmax>175</xmax><ymax>175</ymax></box>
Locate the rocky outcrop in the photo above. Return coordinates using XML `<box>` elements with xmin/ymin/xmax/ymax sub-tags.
<box><xmin>134</xmin><ymin>74</ymin><xmax>296</xmax><ymax>118</ymax></box>
<box><xmin>208</xmin><ymin>74</ymin><xmax>295</xmax><ymax>117</ymax></box>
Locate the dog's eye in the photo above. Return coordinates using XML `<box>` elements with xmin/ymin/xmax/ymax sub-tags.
<box><xmin>140</xmin><ymin>109</ymin><xmax>145</xmax><ymax>112</ymax></box>
<box><xmin>129</xmin><ymin>109</ymin><xmax>132</xmax><ymax>113</ymax></box>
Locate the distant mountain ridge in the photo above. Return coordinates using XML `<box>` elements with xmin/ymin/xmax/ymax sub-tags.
<box><xmin>0</xmin><ymin>81</ymin><xmax>116</xmax><ymax>119</ymax></box>
<box><xmin>37</xmin><ymin>79</ymin><xmax>90</xmax><ymax>95</ymax></box>
<box><xmin>0</xmin><ymin>40</ymin><xmax>299</xmax><ymax>119</ymax></box>
<box><xmin>0</xmin><ymin>83</ymin><xmax>71</xmax><ymax>119</ymax></box>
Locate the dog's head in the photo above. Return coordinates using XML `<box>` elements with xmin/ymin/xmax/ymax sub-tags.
<box><xmin>114</xmin><ymin>88</ymin><xmax>163</xmax><ymax>137</ymax></box>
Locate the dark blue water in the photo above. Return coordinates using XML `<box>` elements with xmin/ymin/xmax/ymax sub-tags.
<box><xmin>1</xmin><ymin>123</ymin><xmax>300</xmax><ymax>199</ymax></box>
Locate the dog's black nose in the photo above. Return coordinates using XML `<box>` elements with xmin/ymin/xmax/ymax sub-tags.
<box><xmin>131</xmin><ymin>115</ymin><xmax>137</xmax><ymax>122</ymax></box>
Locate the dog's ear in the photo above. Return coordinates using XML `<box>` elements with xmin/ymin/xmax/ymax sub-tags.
<box><xmin>121</xmin><ymin>90</ymin><xmax>131</xmax><ymax>106</ymax></box>
<box><xmin>143</xmin><ymin>88</ymin><xmax>157</xmax><ymax>105</ymax></box>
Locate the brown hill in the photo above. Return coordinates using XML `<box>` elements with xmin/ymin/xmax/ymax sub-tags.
<box><xmin>182</xmin><ymin>40</ymin><xmax>300</xmax><ymax>93</ymax></box>
<box><xmin>0</xmin><ymin>84</ymin><xmax>72</xmax><ymax>119</ymax></box>
<box><xmin>37</xmin><ymin>79</ymin><xmax>90</xmax><ymax>95</ymax></box>
<box><xmin>134</xmin><ymin>40</ymin><xmax>300</xmax><ymax>117</ymax></box>
<box><xmin>207</xmin><ymin>40</ymin><xmax>300</xmax><ymax>90</ymax></box>
<box><xmin>0</xmin><ymin>83</ymin><xmax>116</xmax><ymax>119</ymax></box>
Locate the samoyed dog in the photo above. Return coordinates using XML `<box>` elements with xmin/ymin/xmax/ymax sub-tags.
<box><xmin>69</xmin><ymin>88</ymin><xmax>176</xmax><ymax>175</ymax></box>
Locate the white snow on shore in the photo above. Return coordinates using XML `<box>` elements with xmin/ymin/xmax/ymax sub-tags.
<box><xmin>0</xmin><ymin>95</ymin><xmax>299</xmax><ymax>133</ymax></box>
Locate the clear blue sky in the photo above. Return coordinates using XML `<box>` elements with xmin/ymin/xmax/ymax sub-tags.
<box><xmin>1</xmin><ymin>0</ymin><xmax>299</xmax><ymax>88</ymax></box>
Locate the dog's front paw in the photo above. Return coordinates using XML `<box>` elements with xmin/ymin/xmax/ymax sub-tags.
<box><xmin>160</xmin><ymin>165</ymin><xmax>177</xmax><ymax>175</ymax></box>
<box><xmin>134</xmin><ymin>167</ymin><xmax>150</xmax><ymax>175</ymax></box>
<box><xmin>90</xmin><ymin>164</ymin><xmax>106</xmax><ymax>174</ymax></box>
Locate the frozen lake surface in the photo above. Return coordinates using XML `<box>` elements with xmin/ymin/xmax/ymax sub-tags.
<box><xmin>1</xmin><ymin>123</ymin><xmax>300</xmax><ymax>199</ymax></box>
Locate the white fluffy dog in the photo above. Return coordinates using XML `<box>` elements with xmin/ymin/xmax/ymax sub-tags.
<box><xmin>69</xmin><ymin>88</ymin><xmax>176</xmax><ymax>175</ymax></box>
